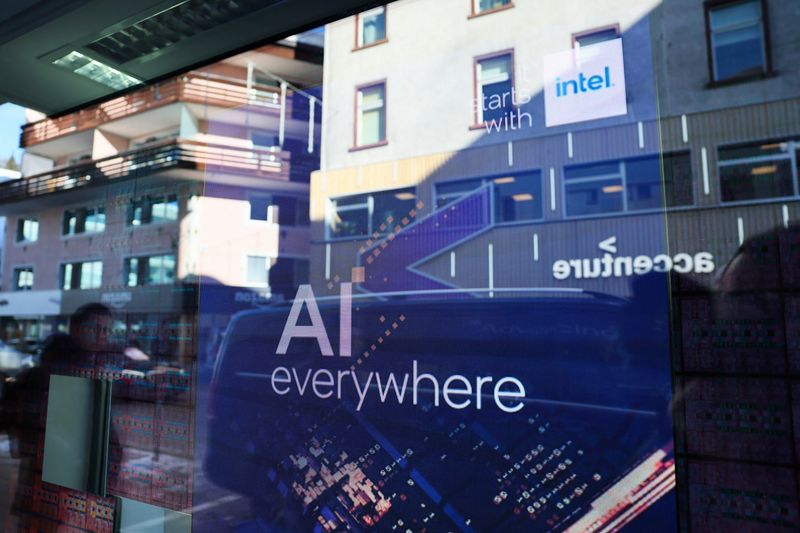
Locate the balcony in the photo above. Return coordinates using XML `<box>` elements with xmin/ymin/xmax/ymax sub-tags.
<box><xmin>20</xmin><ymin>73</ymin><xmax>289</xmax><ymax>147</ymax></box>
<box><xmin>0</xmin><ymin>139</ymin><xmax>298</xmax><ymax>205</ymax></box>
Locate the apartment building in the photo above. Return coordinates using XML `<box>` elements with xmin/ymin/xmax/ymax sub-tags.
<box><xmin>0</xmin><ymin>36</ymin><xmax>323</xmax><ymax>360</ymax></box>
<box><xmin>311</xmin><ymin>0</ymin><xmax>800</xmax><ymax>530</ymax></box>
<box><xmin>312</xmin><ymin>0</ymin><xmax>799</xmax><ymax>298</ymax></box>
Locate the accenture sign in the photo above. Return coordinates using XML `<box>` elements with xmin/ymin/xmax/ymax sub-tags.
<box><xmin>551</xmin><ymin>237</ymin><xmax>716</xmax><ymax>280</ymax></box>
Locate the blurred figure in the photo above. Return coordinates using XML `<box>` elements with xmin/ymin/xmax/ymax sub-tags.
<box><xmin>0</xmin><ymin>303</ymin><xmax>118</xmax><ymax>530</ymax></box>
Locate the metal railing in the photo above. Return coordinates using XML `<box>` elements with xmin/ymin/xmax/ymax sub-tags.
<box><xmin>0</xmin><ymin>139</ymin><xmax>290</xmax><ymax>203</ymax></box>
<box><xmin>21</xmin><ymin>73</ymin><xmax>286</xmax><ymax>147</ymax></box>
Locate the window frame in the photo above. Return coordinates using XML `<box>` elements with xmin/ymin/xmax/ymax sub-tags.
<box><xmin>571</xmin><ymin>24</ymin><xmax>621</xmax><ymax>48</ymax></box>
<box><xmin>703</xmin><ymin>0</ymin><xmax>773</xmax><ymax>87</ymax></box>
<box><xmin>245</xmin><ymin>254</ymin><xmax>272</xmax><ymax>288</ymax></box>
<box><xmin>433</xmin><ymin>170</ymin><xmax>545</xmax><ymax>226</ymax></box>
<box><xmin>717</xmin><ymin>138</ymin><xmax>799</xmax><ymax>204</ymax></box>
<box><xmin>15</xmin><ymin>217</ymin><xmax>39</xmax><ymax>244</ymax></box>
<box><xmin>12</xmin><ymin>266</ymin><xmax>34</xmax><ymax>291</ymax></box>
<box><xmin>326</xmin><ymin>186</ymin><xmax>417</xmax><ymax>241</ymax></box>
<box><xmin>563</xmin><ymin>152</ymin><xmax>695</xmax><ymax>219</ymax></box>
<box><xmin>472</xmin><ymin>49</ymin><xmax>515</xmax><ymax>128</ymax></box>
<box><xmin>127</xmin><ymin>194</ymin><xmax>179</xmax><ymax>226</ymax></box>
<box><xmin>123</xmin><ymin>253</ymin><xmax>177</xmax><ymax>287</ymax></box>
<box><xmin>62</xmin><ymin>206</ymin><xmax>106</xmax><ymax>237</ymax></box>
<box><xmin>352</xmin><ymin>80</ymin><xmax>388</xmax><ymax>151</ymax></box>
<box><xmin>469</xmin><ymin>0</ymin><xmax>514</xmax><ymax>18</ymax></box>
<box><xmin>354</xmin><ymin>5</ymin><xmax>388</xmax><ymax>50</ymax></box>
<box><xmin>60</xmin><ymin>259</ymin><xmax>103</xmax><ymax>290</ymax></box>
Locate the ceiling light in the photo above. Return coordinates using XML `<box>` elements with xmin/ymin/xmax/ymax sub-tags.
<box><xmin>395</xmin><ymin>192</ymin><xmax>415</xmax><ymax>200</ymax></box>
<box><xmin>53</xmin><ymin>51</ymin><xmax>141</xmax><ymax>90</ymax></box>
<box><xmin>602</xmin><ymin>185</ymin><xmax>624</xmax><ymax>193</ymax></box>
<box><xmin>494</xmin><ymin>176</ymin><xmax>515</xmax><ymax>184</ymax></box>
<box><xmin>511</xmin><ymin>193</ymin><xmax>534</xmax><ymax>202</ymax></box>
<box><xmin>750</xmin><ymin>165</ymin><xmax>777</xmax><ymax>176</ymax></box>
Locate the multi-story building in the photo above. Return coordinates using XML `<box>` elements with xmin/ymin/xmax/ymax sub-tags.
<box><xmin>0</xmin><ymin>35</ymin><xmax>323</xmax><ymax>362</ymax></box>
<box><xmin>311</xmin><ymin>0</ymin><xmax>800</xmax><ymax>530</ymax></box>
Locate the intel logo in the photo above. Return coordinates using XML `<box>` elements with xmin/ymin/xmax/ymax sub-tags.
<box><xmin>555</xmin><ymin>66</ymin><xmax>613</xmax><ymax>97</ymax></box>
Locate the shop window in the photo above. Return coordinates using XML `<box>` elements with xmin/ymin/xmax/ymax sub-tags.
<box><xmin>475</xmin><ymin>52</ymin><xmax>513</xmax><ymax>125</ymax></box>
<box><xmin>125</xmin><ymin>254</ymin><xmax>176</xmax><ymax>286</ymax></box>
<box><xmin>63</xmin><ymin>207</ymin><xmax>106</xmax><ymax>235</ymax></box>
<box><xmin>706</xmin><ymin>0</ymin><xmax>770</xmax><ymax>83</ymax></box>
<box><xmin>329</xmin><ymin>187</ymin><xmax>416</xmax><ymax>239</ymax></box>
<box><xmin>355</xmin><ymin>83</ymin><xmax>386</xmax><ymax>147</ymax></box>
<box><xmin>719</xmin><ymin>140</ymin><xmax>796</xmax><ymax>202</ymax></box>
<box><xmin>61</xmin><ymin>260</ymin><xmax>103</xmax><ymax>290</ymax></box>
<box><xmin>16</xmin><ymin>218</ymin><xmax>39</xmax><ymax>243</ymax></box>
<box><xmin>435</xmin><ymin>171</ymin><xmax>544</xmax><ymax>223</ymax></box>
<box><xmin>128</xmin><ymin>195</ymin><xmax>179</xmax><ymax>226</ymax></box>
<box><xmin>13</xmin><ymin>267</ymin><xmax>34</xmax><ymax>291</ymax></box>
<box><xmin>356</xmin><ymin>6</ymin><xmax>386</xmax><ymax>48</ymax></box>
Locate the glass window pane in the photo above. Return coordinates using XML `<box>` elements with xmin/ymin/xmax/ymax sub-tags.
<box><xmin>565</xmin><ymin>161</ymin><xmax>621</xmax><ymax>180</ymax></box>
<box><xmin>566</xmin><ymin>178</ymin><xmax>624</xmax><ymax>216</ymax></box>
<box><xmin>713</xmin><ymin>25</ymin><xmax>764</xmax><ymax>81</ymax></box>
<box><xmin>494</xmin><ymin>173</ymin><xmax>543</xmax><ymax>222</ymax></box>
<box><xmin>361</xmin><ymin>7</ymin><xmax>385</xmax><ymax>45</ymax></box>
<box><xmin>126</xmin><ymin>258</ymin><xmax>138</xmax><ymax>287</ymax></box>
<box><xmin>710</xmin><ymin>0</ymin><xmax>761</xmax><ymax>30</ymax></box>
<box><xmin>332</xmin><ymin>208</ymin><xmax>369</xmax><ymax>237</ymax></box>
<box><xmin>575</xmin><ymin>29</ymin><xmax>619</xmax><ymax>48</ymax></box>
<box><xmin>663</xmin><ymin>152</ymin><xmax>694</xmax><ymax>207</ymax></box>
<box><xmin>372</xmin><ymin>188</ymin><xmax>416</xmax><ymax>232</ymax></box>
<box><xmin>478</xmin><ymin>0</ymin><xmax>510</xmax><ymax>12</ymax></box>
<box><xmin>626</xmin><ymin>156</ymin><xmax>663</xmax><ymax>211</ymax></box>
<box><xmin>360</xmin><ymin>108</ymin><xmax>385</xmax><ymax>145</ymax></box>
<box><xmin>246</xmin><ymin>256</ymin><xmax>269</xmax><ymax>284</ymax></box>
<box><xmin>720</xmin><ymin>159</ymin><xmax>794</xmax><ymax>202</ymax></box>
<box><xmin>720</xmin><ymin>141</ymin><xmax>790</xmax><ymax>161</ymax></box>
<box><xmin>62</xmin><ymin>264</ymin><xmax>73</xmax><ymax>290</ymax></box>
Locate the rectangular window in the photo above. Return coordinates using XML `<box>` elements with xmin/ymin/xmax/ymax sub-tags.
<box><xmin>61</xmin><ymin>260</ymin><xmax>103</xmax><ymax>290</ymax></box>
<box><xmin>435</xmin><ymin>172</ymin><xmax>544</xmax><ymax>223</ymax></box>
<box><xmin>565</xmin><ymin>153</ymin><xmax>694</xmax><ymax>217</ymax></box>
<box><xmin>128</xmin><ymin>195</ymin><xmax>178</xmax><ymax>225</ymax></box>
<box><xmin>249</xmin><ymin>195</ymin><xmax>309</xmax><ymax>226</ymax></box>
<box><xmin>718</xmin><ymin>140</ymin><xmax>797</xmax><ymax>202</ymax></box>
<box><xmin>63</xmin><ymin>207</ymin><xmax>105</xmax><ymax>235</ymax></box>
<box><xmin>473</xmin><ymin>0</ymin><xmax>511</xmax><ymax>15</ymax></box>
<box><xmin>356</xmin><ymin>83</ymin><xmax>386</xmax><ymax>147</ymax></box>
<box><xmin>13</xmin><ymin>267</ymin><xmax>34</xmax><ymax>291</ymax></box>
<box><xmin>475</xmin><ymin>52</ymin><xmax>513</xmax><ymax>125</ymax></box>
<box><xmin>16</xmin><ymin>218</ymin><xmax>39</xmax><ymax>243</ymax></box>
<box><xmin>329</xmin><ymin>188</ymin><xmax>416</xmax><ymax>238</ymax></box>
<box><xmin>246</xmin><ymin>255</ymin><xmax>271</xmax><ymax>285</ymax></box>
<box><xmin>573</xmin><ymin>25</ymin><xmax>620</xmax><ymax>48</ymax></box>
<box><xmin>706</xmin><ymin>0</ymin><xmax>769</xmax><ymax>83</ymax></box>
<box><xmin>356</xmin><ymin>6</ymin><xmax>386</xmax><ymax>48</ymax></box>
<box><xmin>125</xmin><ymin>254</ymin><xmax>176</xmax><ymax>287</ymax></box>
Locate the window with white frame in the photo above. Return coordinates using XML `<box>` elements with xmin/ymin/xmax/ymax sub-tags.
<box><xmin>13</xmin><ymin>267</ymin><xmax>34</xmax><ymax>291</ymax></box>
<box><xmin>246</xmin><ymin>255</ymin><xmax>271</xmax><ymax>286</ymax></box>
<box><xmin>357</xmin><ymin>6</ymin><xmax>386</xmax><ymax>47</ymax></box>
<box><xmin>435</xmin><ymin>171</ymin><xmax>544</xmax><ymax>223</ymax></box>
<box><xmin>719</xmin><ymin>140</ymin><xmax>797</xmax><ymax>202</ymax></box>
<box><xmin>564</xmin><ymin>153</ymin><xmax>694</xmax><ymax>217</ymax></box>
<box><xmin>356</xmin><ymin>83</ymin><xmax>386</xmax><ymax>147</ymax></box>
<box><xmin>16</xmin><ymin>218</ymin><xmax>39</xmax><ymax>243</ymax></box>
<box><xmin>706</xmin><ymin>0</ymin><xmax>769</xmax><ymax>83</ymax></box>
<box><xmin>61</xmin><ymin>260</ymin><xmax>103</xmax><ymax>290</ymax></box>
<box><xmin>475</xmin><ymin>53</ymin><xmax>513</xmax><ymax>125</ymax></box>
<box><xmin>329</xmin><ymin>187</ymin><xmax>416</xmax><ymax>238</ymax></box>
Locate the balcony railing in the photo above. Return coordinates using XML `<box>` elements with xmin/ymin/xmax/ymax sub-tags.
<box><xmin>20</xmin><ymin>73</ymin><xmax>287</xmax><ymax>147</ymax></box>
<box><xmin>0</xmin><ymin>139</ymin><xmax>291</xmax><ymax>204</ymax></box>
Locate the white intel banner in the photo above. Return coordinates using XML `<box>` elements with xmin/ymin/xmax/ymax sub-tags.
<box><xmin>543</xmin><ymin>38</ymin><xmax>628</xmax><ymax>127</ymax></box>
